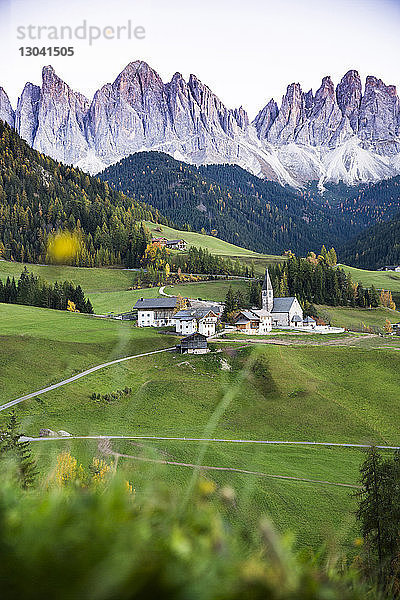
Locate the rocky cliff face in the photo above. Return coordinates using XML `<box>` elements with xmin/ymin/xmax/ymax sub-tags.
<box><xmin>0</xmin><ymin>87</ymin><xmax>15</xmax><ymax>128</ymax></box>
<box><xmin>3</xmin><ymin>62</ymin><xmax>400</xmax><ymax>187</ymax></box>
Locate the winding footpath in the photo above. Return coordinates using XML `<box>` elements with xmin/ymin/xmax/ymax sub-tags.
<box><xmin>96</xmin><ymin>439</ymin><xmax>361</xmax><ymax>489</ymax></box>
<box><xmin>0</xmin><ymin>347</ymin><xmax>175</xmax><ymax>412</ymax></box>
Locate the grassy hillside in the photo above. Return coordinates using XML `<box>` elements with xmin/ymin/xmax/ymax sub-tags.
<box><xmin>0</xmin><ymin>303</ymin><xmax>176</xmax><ymax>404</ymax></box>
<box><xmin>143</xmin><ymin>222</ymin><xmax>263</xmax><ymax>257</ymax></box>
<box><xmin>144</xmin><ymin>221</ymin><xmax>284</xmax><ymax>275</ymax></box>
<box><xmin>0</xmin><ymin>260</ymin><xmax>250</xmax><ymax>313</ymax></box>
<box><xmin>2</xmin><ymin>302</ymin><xmax>400</xmax><ymax>550</ymax></box>
<box><xmin>341</xmin><ymin>264</ymin><xmax>400</xmax><ymax>292</ymax></box>
<box><xmin>0</xmin><ymin>260</ymin><xmax>153</xmax><ymax>314</ymax></box>
<box><xmin>315</xmin><ymin>304</ymin><xmax>400</xmax><ymax>331</ymax></box>
<box><xmin>0</xmin><ymin>260</ymin><xmax>134</xmax><ymax>292</ymax></box>
<box><xmin>164</xmin><ymin>280</ymin><xmax>248</xmax><ymax>302</ymax></box>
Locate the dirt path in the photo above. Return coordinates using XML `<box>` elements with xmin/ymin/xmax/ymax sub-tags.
<box><xmin>218</xmin><ymin>334</ymin><xmax>379</xmax><ymax>347</ymax></box>
<box><xmin>98</xmin><ymin>438</ymin><xmax>360</xmax><ymax>489</ymax></box>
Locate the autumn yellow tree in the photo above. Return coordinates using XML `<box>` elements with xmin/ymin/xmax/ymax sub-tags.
<box><xmin>67</xmin><ymin>300</ymin><xmax>79</xmax><ymax>312</ymax></box>
<box><xmin>306</xmin><ymin>251</ymin><xmax>318</xmax><ymax>265</ymax></box>
<box><xmin>52</xmin><ymin>452</ymin><xmax>115</xmax><ymax>489</ymax></box>
<box><xmin>174</xmin><ymin>294</ymin><xmax>188</xmax><ymax>313</ymax></box>
<box><xmin>384</xmin><ymin>319</ymin><xmax>393</xmax><ymax>334</ymax></box>
<box><xmin>143</xmin><ymin>242</ymin><xmax>170</xmax><ymax>270</ymax></box>
<box><xmin>380</xmin><ymin>290</ymin><xmax>396</xmax><ymax>310</ymax></box>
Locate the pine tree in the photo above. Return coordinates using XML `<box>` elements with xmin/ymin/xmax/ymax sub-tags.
<box><xmin>356</xmin><ymin>448</ymin><xmax>400</xmax><ymax>591</ymax></box>
<box><xmin>223</xmin><ymin>286</ymin><xmax>236</xmax><ymax>321</ymax></box>
<box><xmin>0</xmin><ymin>412</ymin><xmax>37</xmax><ymax>488</ymax></box>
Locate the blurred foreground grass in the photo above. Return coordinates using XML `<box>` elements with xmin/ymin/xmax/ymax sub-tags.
<box><xmin>0</xmin><ymin>446</ymin><xmax>377</xmax><ymax>600</ymax></box>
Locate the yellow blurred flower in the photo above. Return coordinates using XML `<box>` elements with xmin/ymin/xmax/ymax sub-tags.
<box><xmin>47</xmin><ymin>231</ymin><xmax>81</xmax><ymax>263</ymax></box>
<box><xmin>354</xmin><ymin>537</ymin><xmax>364</xmax><ymax>547</ymax></box>
<box><xmin>124</xmin><ymin>480</ymin><xmax>135</xmax><ymax>495</ymax></box>
<box><xmin>197</xmin><ymin>478</ymin><xmax>216</xmax><ymax>496</ymax></box>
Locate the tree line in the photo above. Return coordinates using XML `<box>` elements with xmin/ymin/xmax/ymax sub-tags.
<box><xmin>171</xmin><ymin>246</ymin><xmax>253</xmax><ymax>277</ymax></box>
<box><xmin>0</xmin><ymin>267</ymin><xmax>93</xmax><ymax>313</ymax></box>
<box><xmin>222</xmin><ymin>249</ymin><xmax>386</xmax><ymax>318</ymax></box>
<box><xmin>269</xmin><ymin>255</ymin><xmax>380</xmax><ymax>308</ymax></box>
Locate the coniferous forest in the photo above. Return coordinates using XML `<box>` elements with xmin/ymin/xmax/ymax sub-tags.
<box><xmin>224</xmin><ymin>252</ymin><xmax>381</xmax><ymax>315</ymax></box>
<box><xmin>340</xmin><ymin>209</ymin><xmax>400</xmax><ymax>269</ymax></box>
<box><xmin>100</xmin><ymin>152</ymin><xmax>400</xmax><ymax>257</ymax></box>
<box><xmin>268</xmin><ymin>257</ymin><xmax>380</xmax><ymax>308</ymax></box>
<box><xmin>99</xmin><ymin>152</ymin><xmax>357</xmax><ymax>255</ymax></box>
<box><xmin>0</xmin><ymin>268</ymin><xmax>94</xmax><ymax>313</ymax></box>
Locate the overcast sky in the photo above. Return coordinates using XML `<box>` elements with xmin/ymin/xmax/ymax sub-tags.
<box><xmin>1</xmin><ymin>0</ymin><xmax>399</xmax><ymax>117</ymax></box>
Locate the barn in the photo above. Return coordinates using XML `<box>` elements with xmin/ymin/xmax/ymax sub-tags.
<box><xmin>176</xmin><ymin>332</ymin><xmax>208</xmax><ymax>354</ymax></box>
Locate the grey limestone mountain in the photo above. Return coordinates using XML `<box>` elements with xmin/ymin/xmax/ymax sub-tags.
<box><xmin>2</xmin><ymin>61</ymin><xmax>400</xmax><ymax>187</ymax></box>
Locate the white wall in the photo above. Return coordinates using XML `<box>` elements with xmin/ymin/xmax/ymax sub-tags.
<box><xmin>138</xmin><ymin>310</ymin><xmax>155</xmax><ymax>327</ymax></box>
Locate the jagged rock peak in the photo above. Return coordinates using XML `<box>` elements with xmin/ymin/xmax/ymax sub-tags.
<box><xmin>365</xmin><ymin>75</ymin><xmax>397</xmax><ymax>96</ymax></box>
<box><xmin>15</xmin><ymin>82</ymin><xmax>41</xmax><ymax>145</ymax></box>
<box><xmin>0</xmin><ymin>86</ymin><xmax>15</xmax><ymax>128</ymax></box>
<box><xmin>336</xmin><ymin>70</ymin><xmax>362</xmax><ymax>132</ymax></box>
<box><xmin>316</xmin><ymin>76</ymin><xmax>335</xmax><ymax>97</ymax></box>
<box><xmin>253</xmin><ymin>99</ymin><xmax>278</xmax><ymax>139</ymax></box>
<box><xmin>114</xmin><ymin>60</ymin><xmax>162</xmax><ymax>85</ymax></box>
<box><xmin>41</xmin><ymin>65</ymin><xmax>89</xmax><ymax>107</ymax></box>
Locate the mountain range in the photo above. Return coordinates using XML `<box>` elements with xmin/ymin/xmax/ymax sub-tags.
<box><xmin>1</xmin><ymin>61</ymin><xmax>400</xmax><ymax>188</ymax></box>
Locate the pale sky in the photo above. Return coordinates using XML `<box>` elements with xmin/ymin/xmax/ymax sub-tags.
<box><xmin>0</xmin><ymin>0</ymin><xmax>399</xmax><ymax>118</ymax></box>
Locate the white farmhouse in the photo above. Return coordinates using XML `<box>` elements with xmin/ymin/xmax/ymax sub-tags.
<box><xmin>174</xmin><ymin>307</ymin><xmax>219</xmax><ymax>337</ymax></box>
<box><xmin>133</xmin><ymin>297</ymin><xmax>182</xmax><ymax>327</ymax></box>
<box><xmin>234</xmin><ymin>309</ymin><xmax>272</xmax><ymax>334</ymax></box>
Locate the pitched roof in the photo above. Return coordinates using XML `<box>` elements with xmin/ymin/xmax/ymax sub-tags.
<box><xmin>272</xmin><ymin>297</ymin><xmax>297</xmax><ymax>313</ymax></box>
<box><xmin>166</xmin><ymin>239</ymin><xmax>185</xmax><ymax>244</ymax></box>
<box><xmin>174</xmin><ymin>308</ymin><xmax>218</xmax><ymax>320</ymax></box>
<box><xmin>291</xmin><ymin>314</ymin><xmax>303</xmax><ymax>322</ymax></box>
<box><xmin>134</xmin><ymin>297</ymin><xmax>178</xmax><ymax>310</ymax></box>
<box><xmin>262</xmin><ymin>268</ymin><xmax>273</xmax><ymax>292</ymax></box>
<box><xmin>180</xmin><ymin>332</ymin><xmax>208</xmax><ymax>341</ymax></box>
<box><xmin>234</xmin><ymin>310</ymin><xmax>260</xmax><ymax>323</ymax></box>
<box><xmin>303</xmin><ymin>316</ymin><xmax>316</xmax><ymax>323</ymax></box>
<box><xmin>252</xmin><ymin>309</ymin><xmax>271</xmax><ymax>318</ymax></box>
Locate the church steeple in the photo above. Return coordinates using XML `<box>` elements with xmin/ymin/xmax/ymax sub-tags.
<box><xmin>262</xmin><ymin>268</ymin><xmax>274</xmax><ymax>312</ymax></box>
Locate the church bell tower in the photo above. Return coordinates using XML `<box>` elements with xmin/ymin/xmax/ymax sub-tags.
<box><xmin>262</xmin><ymin>268</ymin><xmax>274</xmax><ymax>312</ymax></box>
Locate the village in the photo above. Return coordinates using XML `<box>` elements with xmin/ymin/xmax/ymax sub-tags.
<box><xmin>121</xmin><ymin>267</ymin><xmax>344</xmax><ymax>354</ymax></box>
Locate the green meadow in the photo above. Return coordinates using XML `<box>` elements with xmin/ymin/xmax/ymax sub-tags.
<box><xmin>0</xmin><ymin>260</ymin><xmax>134</xmax><ymax>292</ymax></box>
<box><xmin>0</xmin><ymin>303</ymin><xmax>177</xmax><ymax>404</ymax></box>
<box><xmin>341</xmin><ymin>264</ymin><xmax>400</xmax><ymax>292</ymax></box>
<box><xmin>143</xmin><ymin>222</ymin><xmax>285</xmax><ymax>274</ymax></box>
<box><xmin>315</xmin><ymin>304</ymin><xmax>400</xmax><ymax>331</ymax></box>
<box><xmin>1</xmin><ymin>301</ymin><xmax>400</xmax><ymax>551</ymax></box>
<box><xmin>143</xmin><ymin>221</ymin><xmax>265</xmax><ymax>257</ymax></box>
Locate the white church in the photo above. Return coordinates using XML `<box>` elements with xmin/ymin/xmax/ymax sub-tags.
<box><xmin>234</xmin><ymin>268</ymin><xmax>304</xmax><ymax>333</ymax></box>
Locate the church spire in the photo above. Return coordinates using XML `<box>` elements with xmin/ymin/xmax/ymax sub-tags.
<box><xmin>262</xmin><ymin>267</ymin><xmax>274</xmax><ymax>312</ymax></box>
